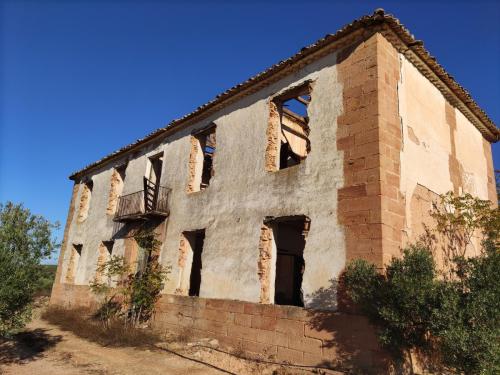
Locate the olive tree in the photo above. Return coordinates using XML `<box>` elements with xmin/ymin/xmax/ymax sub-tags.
<box><xmin>344</xmin><ymin>192</ymin><xmax>499</xmax><ymax>374</ymax></box>
<box><xmin>0</xmin><ymin>202</ymin><xmax>59</xmax><ymax>336</ymax></box>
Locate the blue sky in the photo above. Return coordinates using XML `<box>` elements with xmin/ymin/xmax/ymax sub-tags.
<box><xmin>1</xmin><ymin>0</ymin><xmax>499</xmax><ymax>264</ymax></box>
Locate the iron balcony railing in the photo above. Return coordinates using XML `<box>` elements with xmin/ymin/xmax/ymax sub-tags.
<box><xmin>114</xmin><ymin>177</ymin><xmax>170</xmax><ymax>222</ymax></box>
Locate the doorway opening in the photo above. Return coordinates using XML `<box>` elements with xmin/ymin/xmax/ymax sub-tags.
<box><xmin>145</xmin><ymin>153</ymin><xmax>164</xmax><ymax>212</ymax></box>
<box><xmin>148</xmin><ymin>153</ymin><xmax>163</xmax><ymax>185</ymax></box>
<box><xmin>148</xmin><ymin>152</ymin><xmax>163</xmax><ymax>184</ymax></box>
<box><xmin>271</xmin><ymin>216</ymin><xmax>309</xmax><ymax>307</ymax></box>
<box><xmin>181</xmin><ymin>230</ymin><xmax>206</xmax><ymax>297</ymax></box>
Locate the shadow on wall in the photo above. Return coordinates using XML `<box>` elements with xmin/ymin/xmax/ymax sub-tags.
<box><xmin>0</xmin><ymin>329</ymin><xmax>63</xmax><ymax>366</ymax></box>
<box><xmin>112</xmin><ymin>221</ymin><xmax>142</xmax><ymax>240</ymax></box>
<box><xmin>305</xmin><ymin>278</ymin><xmax>391</xmax><ymax>373</ymax></box>
<box><xmin>306</xmin><ymin>278</ymin><xmax>339</xmax><ymax>311</ymax></box>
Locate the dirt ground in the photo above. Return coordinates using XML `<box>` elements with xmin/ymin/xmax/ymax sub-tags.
<box><xmin>0</xmin><ymin>305</ymin><xmax>338</xmax><ymax>375</ymax></box>
<box><xmin>0</xmin><ymin>315</ymin><xmax>224</xmax><ymax>375</ymax></box>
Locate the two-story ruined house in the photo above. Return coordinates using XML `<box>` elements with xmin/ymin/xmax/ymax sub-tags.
<box><xmin>51</xmin><ymin>9</ymin><xmax>498</xmax><ymax>371</ymax></box>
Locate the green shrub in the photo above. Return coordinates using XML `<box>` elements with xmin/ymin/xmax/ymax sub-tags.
<box><xmin>344</xmin><ymin>246</ymin><xmax>438</xmax><ymax>360</ymax></box>
<box><xmin>433</xmin><ymin>245</ymin><xmax>500</xmax><ymax>374</ymax></box>
<box><xmin>90</xmin><ymin>229</ymin><xmax>170</xmax><ymax>328</ymax></box>
<box><xmin>343</xmin><ymin>192</ymin><xmax>499</xmax><ymax>374</ymax></box>
<box><xmin>0</xmin><ymin>202</ymin><xmax>59</xmax><ymax>336</ymax></box>
<box><xmin>35</xmin><ymin>264</ymin><xmax>57</xmax><ymax>297</ymax></box>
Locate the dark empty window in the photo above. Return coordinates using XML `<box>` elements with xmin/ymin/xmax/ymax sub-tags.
<box><xmin>103</xmin><ymin>240</ymin><xmax>114</xmax><ymax>255</ymax></box>
<box><xmin>74</xmin><ymin>244</ymin><xmax>83</xmax><ymax>255</ymax></box>
<box><xmin>116</xmin><ymin>164</ymin><xmax>127</xmax><ymax>184</ymax></box>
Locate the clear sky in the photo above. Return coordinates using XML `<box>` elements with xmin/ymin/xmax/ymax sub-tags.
<box><xmin>1</xmin><ymin>0</ymin><xmax>499</xmax><ymax>264</ymax></box>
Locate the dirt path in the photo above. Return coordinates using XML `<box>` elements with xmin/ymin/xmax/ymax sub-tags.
<box><xmin>0</xmin><ymin>316</ymin><xmax>223</xmax><ymax>375</ymax></box>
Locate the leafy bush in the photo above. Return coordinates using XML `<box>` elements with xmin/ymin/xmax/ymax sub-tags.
<box><xmin>0</xmin><ymin>202</ymin><xmax>59</xmax><ymax>336</ymax></box>
<box><xmin>433</xmin><ymin>245</ymin><xmax>500</xmax><ymax>374</ymax></box>
<box><xmin>128</xmin><ymin>230</ymin><xmax>170</xmax><ymax>324</ymax></box>
<box><xmin>90</xmin><ymin>229</ymin><xmax>170</xmax><ymax>328</ymax></box>
<box><xmin>344</xmin><ymin>192</ymin><xmax>499</xmax><ymax>374</ymax></box>
<box><xmin>430</xmin><ymin>192</ymin><xmax>498</xmax><ymax>276</ymax></box>
<box><xmin>35</xmin><ymin>264</ymin><xmax>57</xmax><ymax>297</ymax></box>
<box><xmin>344</xmin><ymin>246</ymin><xmax>438</xmax><ymax>360</ymax></box>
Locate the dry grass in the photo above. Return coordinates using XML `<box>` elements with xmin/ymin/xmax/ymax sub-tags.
<box><xmin>41</xmin><ymin>306</ymin><xmax>161</xmax><ymax>348</ymax></box>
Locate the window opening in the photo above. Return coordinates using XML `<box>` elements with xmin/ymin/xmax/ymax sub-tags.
<box><xmin>103</xmin><ymin>240</ymin><xmax>114</xmax><ymax>255</ymax></box>
<box><xmin>107</xmin><ymin>165</ymin><xmax>127</xmax><ymax>215</ymax></box>
<box><xmin>187</xmin><ymin>125</ymin><xmax>216</xmax><ymax>193</ymax></box>
<box><xmin>66</xmin><ymin>243</ymin><xmax>83</xmax><ymax>284</ymax></box>
<box><xmin>199</xmin><ymin>128</ymin><xmax>216</xmax><ymax>190</ymax></box>
<box><xmin>116</xmin><ymin>165</ymin><xmax>127</xmax><ymax>185</ymax></box>
<box><xmin>96</xmin><ymin>241</ymin><xmax>114</xmax><ymax>282</ymax></box>
<box><xmin>77</xmin><ymin>180</ymin><xmax>93</xmax><ymax>222</ymax></box>
<box><xmin>273</xmin><ymin>84</ymin><xmax>311</xmax><ymax>170</ymax></box>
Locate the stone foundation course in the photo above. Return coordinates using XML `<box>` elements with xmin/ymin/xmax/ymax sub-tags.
<box><xmin>50</xmin><ymin>284</ymin><xmax>389</xmax><ymax>372</ymax></box>
<box><xmin>153</xmin><ymin>294</ymin><xmax>389</xmax><ymax>372</ymax></box>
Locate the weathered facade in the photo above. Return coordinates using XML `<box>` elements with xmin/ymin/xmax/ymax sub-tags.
<box><xmin>51</xmin><ymin>10</ymin><xmax>498</xmax><ymax>372</ymax></box>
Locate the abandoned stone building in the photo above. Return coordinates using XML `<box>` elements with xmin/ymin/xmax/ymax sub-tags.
<box><xmin>51</xmin><ymin>9</ymin><xmax>498</xmax><ymax>371</ymax></box>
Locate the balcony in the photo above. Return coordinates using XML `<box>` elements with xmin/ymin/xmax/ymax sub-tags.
<box><xmin>114</xmin><ymin>177</ymin><xmax>170</xmax><ymax>222</ymax></box>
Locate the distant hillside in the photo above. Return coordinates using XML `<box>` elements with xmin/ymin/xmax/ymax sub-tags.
<box><xmin>36</xmin><ymin>264</ymin><xmax>57</xmax><ymax>296</ymax></box>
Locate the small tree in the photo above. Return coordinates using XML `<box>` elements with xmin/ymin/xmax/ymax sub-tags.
<box><xmin>89</xmin><ymin>229</ymin><xmax>170</xmax><ymax>328</ymax></box>
<box><xmin>90</xmin><ymin>255</ymin><xmax>130</xmax><ymax>328</ymax></box>
<box><xmin>128</xmin><ymin>230</ymin><xmax>169</xmax><ymax>325</ymax></box>
<box><xmin>0</xmin><ymin>202</ymin><xmax>59</xmax><ymax>336</ymax></box>
<box><xmin>430</xmin><ymin>192</ymin><xmax>494</xmax><ymax>275</ymax></box>
<box><xmin>344</xmin><ymin>246</ymin><xmax>438</xmax><ymax>367</ymax></box>
<box><xmin>344</xmin><ymin>192</ymin><xmax>499</xmax><ymax>374</ymax></box>
<box><xmin>432</xmin><ymin>244</ymin><xmax>500</xmax><ymax>374</ymax></box>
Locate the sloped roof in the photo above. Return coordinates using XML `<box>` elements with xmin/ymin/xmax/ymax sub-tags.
<box><xmin>70</xmin><ymin>8</ymin><xmax>499</xmax><ymax>180</ymax></box>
